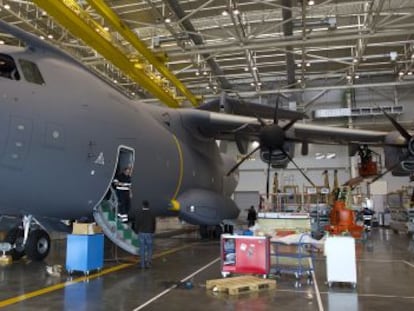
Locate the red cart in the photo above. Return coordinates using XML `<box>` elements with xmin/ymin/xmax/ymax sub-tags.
<box><xmin>221</xmin><ymin>234</ymin><xmax>270</xmax><ymax>277</ymax></box>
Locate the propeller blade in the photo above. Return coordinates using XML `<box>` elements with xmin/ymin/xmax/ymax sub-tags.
<box><xmin>257</xmin><ymin>117</ymin><xmax>267</xmax><ymax>127</ymax></box>
<box><xmin>381</xmin><ymin>107</ymin><xmax>412</xmax><ymax>142</ymax></box>
<box><xmin>266</xmin><ymin>152</ymin><xmax>271</xmax><ymax>199</ymax></box>
<box><xmin>282</xmin><ymin>117</ymin><xmax>300</xmax><ymax>131</ymax></box>
<box><xmin>226</xmin><ymin>145</ymin><xmax>260</xmax><ymax>176</ymax></box>
<box><xmin>273</xmin><ymin>96</ymin><xmax>280</xmax><ymax>124</ymax></box>
<box><xmin>368</xmin><ymin>159</ymin><xmax>404</xmax><ymax>184</ymax></box>
<box><xmin>281</xmin><ymin>149</ymin><xmax>316</xmax><ymax>187</ymax></box>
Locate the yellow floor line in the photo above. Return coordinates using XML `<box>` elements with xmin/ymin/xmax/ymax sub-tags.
<box><xmin>0</xmin><ymin>243</ymin><xmax>194</xmax><ymax>308</ymax></box>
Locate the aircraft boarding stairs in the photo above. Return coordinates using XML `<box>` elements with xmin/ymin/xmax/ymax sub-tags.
<box><xmin>93</xmin><ymin>193</ymin><xmax>139</xmax><ymax>256</ymax></box>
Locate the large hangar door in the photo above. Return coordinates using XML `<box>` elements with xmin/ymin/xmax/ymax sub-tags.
<box><xmin>234</xmin><ymin>191</ymin><xmax>260</xmax><ymax>222</ymax></box>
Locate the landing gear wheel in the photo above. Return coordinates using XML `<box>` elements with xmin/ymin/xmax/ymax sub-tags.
<box><xmin>5</xmin><ymin>227</ymin><xmax>25</xmax><ymax>260</ymax></box>
<box><xmin>199</xmin><ymin>225</ymin><xmax>209</xmax><ymax>240</ymax></box>
<box><xmin>214</xmin><ymin>225</ymin><xmax>223</xmax><ymax>239</ymax></box>
<box><xmin>25</xmin><ymin>229</ymin><xmax>50</xmax><ymax>261</ymax></box>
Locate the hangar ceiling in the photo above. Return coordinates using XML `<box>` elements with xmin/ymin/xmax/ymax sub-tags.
<box><xmin>1</xmin><ymin>0</ymin><xmax>414</xmax><ymax>115</ymax></box>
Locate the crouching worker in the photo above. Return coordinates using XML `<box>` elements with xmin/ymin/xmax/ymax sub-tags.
<box><xmin>134</xmin><ymin>200</ymin><xmax>156</xmax><ymax>269</ymax></box>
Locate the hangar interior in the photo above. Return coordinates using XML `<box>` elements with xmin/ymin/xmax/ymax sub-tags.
<box><xmin>0</xmin><ymin>1</ymin><xmax>414</xmax><ymax>310</ymax></box>
<box><xmin>2</xmin><ymin>0</ymin><xmax>414</xmax><ymax>187</ymax></box>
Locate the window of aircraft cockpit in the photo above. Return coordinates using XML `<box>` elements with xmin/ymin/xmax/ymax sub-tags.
<box><xmin>0</xmin><ymin>53</ymin><xmax>20</xmax><ymax>80</ymax></box>
<box><xmin>18</xmin><ymin>59</ymin><xmax>45</xmax><ymax>85</ymax></box>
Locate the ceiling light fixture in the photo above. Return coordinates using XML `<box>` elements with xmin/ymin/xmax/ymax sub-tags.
<box><xmin>308</xmin><ymin>0</ymin><xmax>315</xmax><ymax>5</ymax></box>
<box><xmin>233</xmin><ymin>9</ymin><xmax>240</xmax><ymax>15</ymax></box>
<box><xmin>315</xmin><ymin>153</ymin><xmax>325</xmax><ymax>160</ymax></box>
<box><xmin>164</xmin><ymin>17</ymin><xmax>171</xmax><ymax>23</ymax></box>
<box><xmin>326</xmin><ymin>152</ymin><xmax>336</xmax><ymax>159</ymax></box>
<box><xmin>221</xmin><ymin>10</ymin><xmax>228</xmax><ymax>16</ymax></box>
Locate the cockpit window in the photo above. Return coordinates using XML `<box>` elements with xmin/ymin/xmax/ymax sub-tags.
<box><xmin>0</xmin><ymin>53</ymin><xmax>20</xmax><ymax>80</ymax></box>
<box><xmin>19</xmin><ymin>59</ymin><xmax>45</xmax><ymax>85</ymax></box>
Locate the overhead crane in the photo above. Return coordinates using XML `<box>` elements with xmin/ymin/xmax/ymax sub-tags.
<box><xmin>33</xmin><ymin>0</ymin><xmax>199</xmax><ymax>108</ymax></box>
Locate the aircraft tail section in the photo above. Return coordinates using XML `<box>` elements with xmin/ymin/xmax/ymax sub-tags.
<box><xmin>93</xmin><ymin>199</ymin><xmax>139</xmax><ymax>255</ymax></box>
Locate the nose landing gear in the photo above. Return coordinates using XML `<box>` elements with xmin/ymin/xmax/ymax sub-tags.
<box><xmin>4</xmin><ymin>215</ymin><xmax>51</xmax><ymax>261</ymax></box>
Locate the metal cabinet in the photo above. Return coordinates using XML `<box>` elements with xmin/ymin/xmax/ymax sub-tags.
<box><xmin>325</xmin><ymin>236</ymin><xmax>357</xmax><ymax>288</ymax></box>
<box><xmin>221</xmin><ymin>234</ymin><xmax>270</xmax><ymax>277</ymax></box>
<box><xmin>66</xmin><ymin>234</ymin><xmax>104</xmax><ymax>275</ymax></box>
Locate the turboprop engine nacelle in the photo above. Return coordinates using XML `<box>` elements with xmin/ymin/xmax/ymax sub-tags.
<box><xmin>260</xmin><ymin>142</ymin><xmax>295</xmax><ymax>169</ymax></box>
<box><xmin>384</xmin><ymin>131</ymin><xmax>414</xmax><ymax>176</ymax></box>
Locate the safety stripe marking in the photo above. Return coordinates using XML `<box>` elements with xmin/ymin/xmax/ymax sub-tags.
<box><xmin>403</xmin><ymin>260</ymin><xmax>414</xmax><ymax>268</ymax></box>
<box><xmin>0</xmin><ymin>243</ymin><xmax>193</xmax><ymax>308</ymax></box>
<box><xmin>309</xmin><ymin>257</ymin><xmax>324</xmax><ymax>311</ymax></box>
<box><xmin>133</xmin><ymin>257</ymin><xmax>220</xmax><ymax>311</ymax></box>
<box><xmin>171</xmin><ymin>134</ymin><xmax>184</xmax><ymax>200</ymax></box>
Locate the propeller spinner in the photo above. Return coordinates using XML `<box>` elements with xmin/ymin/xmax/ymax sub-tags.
<box><xmin>226</xmin><ymin>96</ymin><xmax>315</xmax><ymax>199</ymax></box>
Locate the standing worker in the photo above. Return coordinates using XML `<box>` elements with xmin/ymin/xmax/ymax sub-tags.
<box><xmin>134</xmin><ymin>200</ymin><xmax>156</xmax><ymax>269</ymax></box>
<box><xmin>114</xmin><ymin>165</ymin><xmax>132</xmax><ymax>223</ymax></box>
<box><xmin>247</xmin><ymin>205</ymin><xmax>257</xmax><ymax>227</ymax></box>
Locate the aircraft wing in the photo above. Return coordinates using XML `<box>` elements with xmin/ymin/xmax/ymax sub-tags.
<box><xmin>199</xmin><ymin>97</ymin><xmax>307</xmax><ymax>120</ymax></box>
<box><xmin>182</xmin><ymin>109</ymin><xmax>389</xmax><ymax>146</ymax></box>
<box><xmin>289</xmin><ymin>122</ymin><xmax>389</xmax><ymax>145</ymax></box>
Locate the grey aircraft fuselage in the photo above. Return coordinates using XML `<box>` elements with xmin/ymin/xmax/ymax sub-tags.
<box><xmin>0</xmin><ymin>45</ymin><xmax>239</xmax><ymax>226</ymax></box>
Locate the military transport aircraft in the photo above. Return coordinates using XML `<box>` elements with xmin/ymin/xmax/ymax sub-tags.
<box><xmin>0</xmin><ymin>20</ymin><xmax>413</xmax><ymax>261</ymax></box>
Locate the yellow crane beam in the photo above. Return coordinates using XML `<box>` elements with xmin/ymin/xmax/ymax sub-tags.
<box><xmin>86</xmin><ymin>0</ymin><xmax>199</xmax><ymax>107</ymax></box>
<box><xmin>33</xmin><ymin>0</ymin><xmax>181</xmax><ymax>108</ymax></box>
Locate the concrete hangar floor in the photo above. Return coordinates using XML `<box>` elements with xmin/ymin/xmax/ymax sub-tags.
<box><xmin>0</xmin><ymin>228</ymin><xmax>413</xmax><ymax>311</ymax></box>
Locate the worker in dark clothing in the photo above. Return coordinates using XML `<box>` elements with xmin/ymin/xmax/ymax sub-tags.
<box><xmin>247</xmin><ymin>205</ymin><xmax>257</xmax><ymax>227</ymax></box>
<box><xmin>114</xmin><ymin>166</ymin><xmax>132</xmax><ymax>223</ymax></box>
<box><xmin>134</xmin><ymin>200</ymin><xmax>156</xmax><ymax>269</ymax></box>
<box><xmin>358</xmin><ymin>144</ymin><xmax>372</xmax><ymax>164</ymax></box>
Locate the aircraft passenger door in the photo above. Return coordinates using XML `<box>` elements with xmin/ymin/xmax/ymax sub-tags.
<box><xmin>110</xmin><ymin>146</ymin><xmax>135</xmax><ymax>220</ymax></box>
<box><xmin>117</xmin><ymin>147</ymin><xmax>135</xmax><ymax>173</ymax></box>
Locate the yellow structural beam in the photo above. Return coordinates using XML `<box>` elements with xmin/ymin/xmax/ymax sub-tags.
<box><xmin>86</xmin><ymin>0</ymin><xmax>199</xmax><ymax>107</ymax></box>
<box><xmin>33</xmin><ymin>0</ymin><xmax>181</xmax><ymax>108</ymax></box>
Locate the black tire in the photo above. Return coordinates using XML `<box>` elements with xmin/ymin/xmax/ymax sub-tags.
<box><xmin>25</xmin><ymin>229</ymin><xmax>50</xmax><ymax>261</ymax></box>
<box><xmin>5</xmin><ymin>227</ymin><xmax>26</xmax><ymax>260</ymax></box>
<box><xmin>214</xmin><ymin>225</ymin><xmax>223</xmax><ymax>239</ymax></box>
<box><xmin>199</xmin><ymin>225</ymin><xmax>209</xmax><ymax>239</ymax></box>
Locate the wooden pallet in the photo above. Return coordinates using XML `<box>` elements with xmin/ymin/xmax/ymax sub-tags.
<box><xmin>206</xmin><ymin>276</ymin><xmax>276</xmax><ymax>295</ymax></box>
